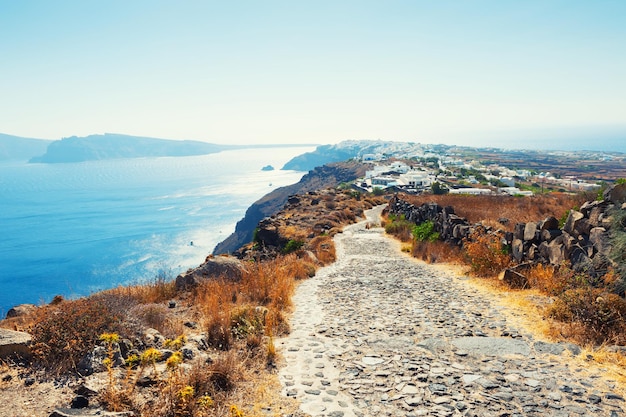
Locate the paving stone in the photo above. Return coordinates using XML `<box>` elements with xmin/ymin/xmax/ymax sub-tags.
<box><xmin>277</xmin><ymin>207</ymin><xmax>620</xmax><ymax>417</ymax></box>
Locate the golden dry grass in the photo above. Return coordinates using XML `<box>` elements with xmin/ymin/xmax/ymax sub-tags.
<box><xmin>0</xmin><ymin>188</ymin><xmax>385</xmax><ymax>416</ymax></box>
<box><xmin>399</xmin><ymin>193</ymin><xmax>586</xmax><ymax>231</ymax></box>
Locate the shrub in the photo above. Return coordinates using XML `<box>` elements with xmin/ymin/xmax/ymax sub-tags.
<box><xmin>230</xmin><ymin>305</ymin><xmax>264</xmax><ymax>340</ymax></box>
<box><xmin>526</xmin><ymin>264</ymin><xmax>570</xmax><ymax>295</ymax></box>
<box><xmin>463</xmin><ymin>226</ymin><xmax>511</xmax><ymax>277</ymax></box>
<box><xmin>282</xmin><ymin>239</ymin><xmax>304</xmax><ymax>254</ymax></box>
<box><xmin>29</xmin><ymin>297</ymin><xmax>124</xmax><ymax>374</ymax></box>
<box><xmin>196</xmin><ymin>280</ymin><xmax>235</xmax><ymax>351</ymax></box>
<box><xmin>412</xmin><ymin>221</ymin><xmax>439</xmax><ymax>242</ymax></box>
<box><xmin>308</xmin><ymin>235</ymin><xmax>336</xmax><ymax>264</ymax></box>
<box><xmin>384</xmin><ymin>216</ymin><xmax>414</xmax><ymax>242</ymax></box>
<box><xmin>412</xmin><ymin>240</ymin><xmax>462</xmax><ymax>264</ymax></box>
<box><xmin>549</xmin><ymin>288</ymin><xmax>626</xmax><ymax>344</ymax></box>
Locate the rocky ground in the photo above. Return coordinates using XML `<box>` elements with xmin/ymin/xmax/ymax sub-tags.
<box><xmin>277</xmin><ymin>206</ymin><xmax>626</xmax><ymax>417</ymax></box>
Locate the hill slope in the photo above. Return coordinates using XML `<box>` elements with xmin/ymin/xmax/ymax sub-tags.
<box><xmin>212</xmin><ymin>161</ymin><xmax>370</xmax><ymax>255</ymax></box>
<box><xmin>29</xmin><ymin>133</ymin><xmax>230</xmax><ymax>163</ymax></box>
<box><xmin>0</xmin><ymin>134</ymin><xmax>53</xmax><ymax>161</ymax></box>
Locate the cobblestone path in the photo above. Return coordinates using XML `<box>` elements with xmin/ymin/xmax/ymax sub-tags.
<box><xmin>278</xmin><ymin>206</ymin><xmax>625</xmax><ymax>417</ymax></box>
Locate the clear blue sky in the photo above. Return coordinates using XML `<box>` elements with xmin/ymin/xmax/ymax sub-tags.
<box><xmin>1</xmin><ymin>1</ymin><xmax>625</xmax><ymax>147</ymax></box>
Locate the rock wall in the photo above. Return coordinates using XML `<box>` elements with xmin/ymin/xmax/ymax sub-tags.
<box><xmin>388</xmin><ymin>183</ymin><xmax>626</xmax><ymax>279</ymax></box>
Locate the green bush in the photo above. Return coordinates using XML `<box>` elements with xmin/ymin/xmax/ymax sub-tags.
<box><xmin>412</xmin><ymin>221</ymin><xmax>439</xmax><ymax>242</ymax></box>
<box><xmin>282</xmin><ymin>239</ymin><xmax>304</xmax><ymax>254</ymax></box>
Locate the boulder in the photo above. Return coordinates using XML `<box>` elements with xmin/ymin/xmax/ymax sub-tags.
<box><xmin>588</xmin><ymin>206</ymin><xmax>607</xmax><ymax>228</ymax></box>
<box><xmin>563</xmin><ymin>210</ymin><xmax>584</xmax><ymax>237</ymax></box>
<box><xmin>143</xmin><ymin>328</ymin><xmax>165</xmax><ymax>347</ymax></box>
<box><xmin>511</xmin><ymin>238</ymin><xmax>524</xmax><ymax>262</ymax></box>
<box><xmin>573</xmin><ymin>218</ymin><xmax>592</xmax><ymax>237</ymax></box>
<box><xmin>540</xmin><ymin>216</ymin><xmax>559</xmax><ymax>231</ymax></box>
<box><xmin>548</xmin><ymin>238</ymin><xmax>566</xmax><ymax>265</ymax></box>
<box><xmin>254</xmin><ymin>219</ymin><xmax>287</xmax><ymax>248</ymax></box>
<box><xmin>540</xmin><ymin>229</ymin><xmax>562</xmax><ymax>243</ymax></box>
<box><xmin>513</xmin><ymin>223</ymin><xmax>525</xmax><ymax>240</ymax></box>
<box><xmin>70</xmin><ymin>395</ymin><xmax>89</xmax><ymax>409</ymax></box>
<box><xmin>5</xmin><ymin>303</ymin><xmax>37</xmax><ymax>319</ymax></box>
<box><xmin>589</xmin><ymin>227</ymin><xmax>609</xmax><ymax>255</ymax></box>
<box><xmin>523</xmin><ymin>222</ymin><xmax>538</xmax><ymax>242</ymax></box>
<box><xmin>453</xmin><ymin>224</ymin><xmax>470</xmax><ymax>239</ymax></box>
<box><xmin>538</xmin><ymin>241</ymin><xmax>550</xmax><ymax>260</ymax></box>
<box><xmin>0</xmin><ymin>328</ymin><xmax>32</xmax><ymax>359</ymax></box>
<box><xmin>176</xmin><ymin>255</ymin><xmax>247</xmax><ymax>290</ymax></box>
<box><xmin>77</xmin><ymin>345</ymin><xmax>124</xmax><ymax>376</ymax></box>
<box><xmin>604</xmin><ymin>183</ymin><xmax>626</xmax><ymax>204</ymax></box>
<box><xmin>570</xmin><ymin>245</ymin><xmax>591</xmax><ymax>273</ymax></box>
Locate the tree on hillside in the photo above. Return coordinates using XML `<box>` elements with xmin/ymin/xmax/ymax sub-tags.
<box><xmin>431</xmin><ymin>181</ymin><xmax>448</xmax><ymax>195</ymax></box>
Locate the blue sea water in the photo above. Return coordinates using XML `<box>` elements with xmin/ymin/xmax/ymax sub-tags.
<box><xmin>0</xmin><ymin>147</ymin><xmax>312</xmax><ymax>315</ymax></box>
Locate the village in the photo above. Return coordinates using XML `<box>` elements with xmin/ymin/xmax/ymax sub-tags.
<box><xmin>351</xmin><ymin>144</ymin><xmax>601</xmax><ymax>196</ymax></box>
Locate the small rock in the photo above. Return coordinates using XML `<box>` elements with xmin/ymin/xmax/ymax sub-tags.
<box><xmin>588</xmin><ymin>394</ymin><xmax>602</xmax><ymax>404</ymax></box>
<box><xmin>71</xmin><ymin>395</ymin><xmax>89</xmax><ymax>409</ymax></box>
<box><xmin>606</xmin><ymin>392</ymin><xmax>625</xmax><ymax>401</ymax></box>
<box><xmin>405</xmin><ymin>396</ymin><xmax>423</xmax><ymax>407</ymax></box>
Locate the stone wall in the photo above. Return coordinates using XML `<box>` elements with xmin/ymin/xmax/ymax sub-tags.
<box><xmin>387</xmin><ymin>183</ymin><xmax>626</xmax><ymax>280</ymax></box>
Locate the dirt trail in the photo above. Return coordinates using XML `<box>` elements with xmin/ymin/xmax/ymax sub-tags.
<box><xmin>278</xmin><ymin>206</ymin><xmax>625</xmax><ymax>417</ymax></box>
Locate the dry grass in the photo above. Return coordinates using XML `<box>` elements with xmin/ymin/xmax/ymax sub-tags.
<box><xmin>412</xmin><ymin>240</ymin><xmax>463</xmax><ymax>264</ymax></box>
<box><xmin>308</xmin><ymin>235</ymin><xmax>337</xmax><ymax>265</ymax></box>
<box><xmin>399</xmin><ymin>193</ymin><xmax>586</xmax><ymax>231</ymax></box>
<box><xmin>0</xmin><ymin>188</ymin><xmax>383</xmax><ymax>416</ymax></box>
<box><xmin>27</xmin><ymin>297</ymin><xmax>127</xmax><ymax>375</ymax></box>
<box><xmin>195</xmin><ymin>280</ymin><xmax>235</xmax><ymax>350</ymax></box>
<box><xmin>389</xmin><ymin>192</ymin><xmax>626</xmax><ymax>348</ymax></box>
<box><xmin>548</xmin><ymin>288</ymin><xmax>626</xmax><ymax>345</ymax></box>
<box><xmin>462</xmin><ymin>226</ymin><xmax>512</xmax><ymax>277</ymax></box>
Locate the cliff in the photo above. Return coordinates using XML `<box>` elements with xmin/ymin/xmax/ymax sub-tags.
<box><xmin>29</xmin><ymin>133</ymin><xmax>230</xmax><ymax>163</ymax></box>
<box><xmin>281</xmin><ymin>139</ymin><xmax>394</xmax><ymax>171</ymax></box>
<box><xmin>212</xmin><ymin>161</ymin><xmax>371</xmax><ymax>255</ymax></box>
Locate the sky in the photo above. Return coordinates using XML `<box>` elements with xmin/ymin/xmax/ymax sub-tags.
<box><xmin>1</xmin><ymin>1</ymin><xmax>626</xmax><ymax>149</ymax></box>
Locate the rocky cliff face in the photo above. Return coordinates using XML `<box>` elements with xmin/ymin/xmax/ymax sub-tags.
<box><xmin>212</xmin><ymin>161</ymin><xmax>370</xmax><ymax>255</ymax></box>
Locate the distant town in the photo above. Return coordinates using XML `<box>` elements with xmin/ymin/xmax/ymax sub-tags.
<box><xmin>339</xmin><ymin>140</ymin><xmax>624</xmax><ymax>196</ymax></box>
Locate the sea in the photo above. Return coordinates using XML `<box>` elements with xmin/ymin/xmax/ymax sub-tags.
<box><xmin>0</xmin><ymin>147</ymin><xmax>313</xmax><ymax>315</ymax></box>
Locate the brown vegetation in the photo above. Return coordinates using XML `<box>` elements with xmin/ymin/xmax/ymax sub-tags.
<box><xmin>398</xmin><ymin>193</ymin><xmax>587</xmax><ymax>232</ymax></box>
<box><xmin>384</xmin><ymin>191</ymin><xmax>626</xmax><ymax>347</ymax></box>
<box><xmin>0</xmin><ymin>187</ymin><xmax>382</xmax><ymax>417</ymax></box>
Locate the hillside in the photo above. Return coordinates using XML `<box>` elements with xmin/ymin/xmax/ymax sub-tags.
<box><xmin>2</xmin><ymin>179</ymin><xmax>626</xmax><ymax>416</ymax></box>
<box><xmin>212</xmin><ymin>160</ymin><xmax>371</xmax><ymax>255</ymax></box>
<box><xmin>29</xmin><ymin>133</ymin><xmax>231</xmax><ymax>163</ymax></box>
<box><xmin>281</xmin><ymin>140</ymin><xmax>398</xmax><ymax>171</ymax></box>
<box><xmin>0</xmin><ymin>134</ymin><xmax>52</xmax><ymax>161</ymax></box>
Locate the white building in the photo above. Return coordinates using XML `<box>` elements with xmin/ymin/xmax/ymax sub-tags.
<box><xmin>399</xmin><ymin>171</ymin><xmax>432</xmax><ymax>188</ymax></box>
<box><xmin>498</xmin><ymin>187</ymin><xmax>534</xmax><ymax>196</ymax></box>
<box><xmin>449</xmin><ymin>188</ymin><xmax>494</xmax><ymax>195</ymax></box>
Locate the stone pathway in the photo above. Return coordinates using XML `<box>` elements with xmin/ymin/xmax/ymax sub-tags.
<box><xmin>278</xmin><ymin>206</ymin><xmax>626</xmax><ymax>417</ymax></box>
